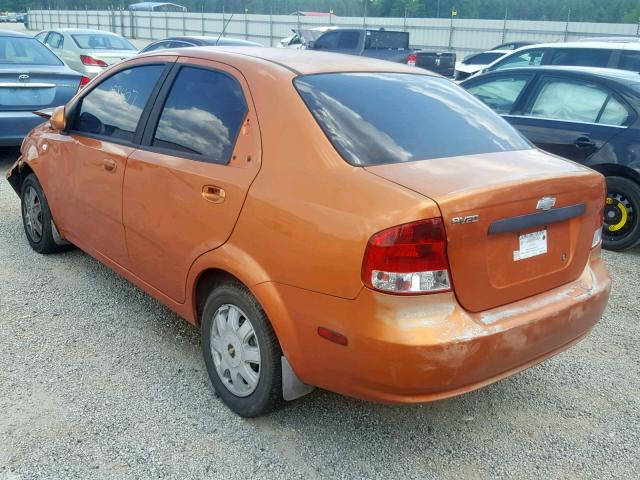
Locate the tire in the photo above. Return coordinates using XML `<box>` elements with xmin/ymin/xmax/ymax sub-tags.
<box><xmin>602</xmin><ymin>176</ymin><xmax>640</xmax><ymax>251</ymax></box>
<box><xmin>20</xmin><ymin>174</ymin><xmax>65</xmax><ymax>254</ymax></box>
<box><xmin>201</xmin><ymin>281</ymin><xmax>283</xmax><ymax>417</ymax></box>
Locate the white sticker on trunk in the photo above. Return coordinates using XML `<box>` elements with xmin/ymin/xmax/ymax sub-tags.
<box><xmin>513</xmin><ymin>229</ymin><xmax>547</xmax><ymax>261</ymax></box>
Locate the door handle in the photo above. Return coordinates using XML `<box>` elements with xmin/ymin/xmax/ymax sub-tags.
<box><xmin>103</xmin><ymin>158</ymin><xmax>117</xmax><ymax>172</ymax></box>
<box><xmin>574</xmin><ymin>137</ymin><xmax>596</xmax><ymax>148</ymax></box>
<box><xmin>202</xmin><ymin>185</ymin><xmax>226</xmax><ymax>204</ymax></box>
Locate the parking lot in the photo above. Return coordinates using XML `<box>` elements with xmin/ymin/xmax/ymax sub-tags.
<box><xmin>0</xmin><ymin>145</ymin><xmax>638</xmax><ymax>479</ymax></box>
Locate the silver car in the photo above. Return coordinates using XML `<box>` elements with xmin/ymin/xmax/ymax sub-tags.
<box><xmin>34</xmin><ymin>28</ymin><xmax>137</xmax><ymax>77</ymax></box>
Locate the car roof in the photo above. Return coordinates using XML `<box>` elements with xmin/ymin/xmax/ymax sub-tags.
<box><xmin>512</xmin><ymin>40</ymin><xmax>640</xmax><ymax>51</ymax></box>
<box><xmin>138</xmin><ymin>46</ymin><xmax>428</xmax><ymax>76</ymax></box>
<box><xmin>0</xmin><ymin>30</ymin><xmax>30</xmax><ymax>38</ymax></box>
<box><xmin>471</xmin><ymin>65</ymin><xmax>640</xmax><ymax>85</ymax></box>
<box><xmin>166</xmin><ymin>36</ymin><xmax>261</xmax><ymax>46</ymax></box>
<box><xmin>52</xmin><ymin>28</ymin><xmax>124</xmax><ymax>36</ymax></box>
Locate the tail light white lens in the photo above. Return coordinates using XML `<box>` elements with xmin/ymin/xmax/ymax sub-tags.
<box><xmin>80</xmin><ymin>55</ymin><xmax>108</xmax><ymax>67</ymax></box>
<box><xmin>77</xmin><ymin>75</ymin><xmax>91</xmax><ymax>91</ymax></box>
<box><xmin>361</xmin><ymin>218</ymin><xmax>451</xmax><ymax>295</ymax></box>
<box><xmin>407</xmin><ymin>53</ymin><xmax>417</xmax><ymax>67</ymax></box>
<box><xmin>592</xmin><ymin>194</ymin><xmax>605</xmax><ymax>249</ymax></box>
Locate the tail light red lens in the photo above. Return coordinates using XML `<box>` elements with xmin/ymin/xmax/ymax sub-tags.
<box><xmin>80</xmin><ymin>55</ymin><xmax>108</xmax><ymax>67</ymax></box>
<box><xmin>77</xmin><ymin>75</ymin><xmax>91</xmax><ymax>91</ymax></box>
<box><xmin>406</xmin><ymin>53</ymin><xmax>417</xmax><ymax>67</ymax></box>
<box><xmin>361</xmin><ymin>218</ymin><xmax>451</xmax><ymax>295</ymax></box>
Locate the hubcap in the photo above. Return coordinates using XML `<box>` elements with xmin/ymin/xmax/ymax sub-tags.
<box><xmin>22</xmin><ymin>186</ymin><xmax>43</xmax><ymax>243</ymax></box>
<box><xmin>210</xmin><ymin>304</ymin><xmax>261</xmax><ymax>397</ymax></box>
<box><xmin>604</xmin><ymin>192</ymin><xmax>634</xmax><ymax>239</ymax></box>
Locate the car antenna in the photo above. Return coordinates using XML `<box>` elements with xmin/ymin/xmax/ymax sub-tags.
<box><xmin>216</xmin><ymin>13</ymin><xmax>234</xmax><ymax>45</ymax></box>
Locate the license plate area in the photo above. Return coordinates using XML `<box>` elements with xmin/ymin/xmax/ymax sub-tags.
<box><xmin>514</xmin><ymin>229</ymin><xmax>547</xmax><ymax>261</ymax></box>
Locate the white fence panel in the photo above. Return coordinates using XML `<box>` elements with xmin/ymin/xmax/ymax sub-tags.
<box><xmin>26</xmin><ymin>10</ymin><xmax>640</xmax><ymax>54</ymax></box>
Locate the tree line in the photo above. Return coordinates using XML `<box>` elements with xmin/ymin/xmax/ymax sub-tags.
<box><xmin>2</xmin><ymin>0</ymin><xmax>640</xmax><ymax>23</ymax></box>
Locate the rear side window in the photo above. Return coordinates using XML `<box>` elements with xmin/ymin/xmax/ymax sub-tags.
<box><xmin>151</xmin><ymin>66</ymin><xmax>247</xmax><ymax>163</ymax></box>
<box><xmin>549</xmin><ymin>48</ymin><xmax>611</xmax><ymax>67</ymax></box>
<box><xmin>45</xmin><ymin>32</ymin><xmax>64</xmax><ymax>49</ymax></box>
<box><xmin>75</xmin><ymin>65</ymin><xmax>164</xmax><ymax>142</ymax></box>
<box><xmin>492</xmin><ymin>49</ymin><xmax>545</xmax><ymax>71</ymax></box>
<box><xmin>314</xmin><ymin>32</ymin><xmax>340</xmax><ymax>49</ymax></box>
<box><xmin>294</xmin><ymin>73</ymin><xmax>530</xmax><ymax>166</ymax></box>
<box><xmin>464</xmin><ymin>52</ymin><xmax>507</xmax><ymax>65</ymax></box>
<box><xmin>526</xmin><ymin>78</ymin><xmax>629</xmax><ymax>125</ymax></box>
<box><xmin>619</xmin><ymin>51</ymin><xmax>640</xmax><ymax>72</ymax></box>
<box><xmin>466</xmin><ymin>74</ymin><xmax>532</xmax><ymax>114</ymax></box>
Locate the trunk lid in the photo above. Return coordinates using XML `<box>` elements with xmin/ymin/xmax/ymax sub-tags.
<box><xmin>0</xmin><ymin>67</ymin><xmax>80</xmax><ymax>111</ymax></box>
<box><xmin>365</xmin><ymin>149</ymin><xmax>604</xmax><ymax>312</ymax></box>
<box><xmin>84</xmin><ymin>50</ymin><xmax>135</xmax><ymax>66</ymax></box>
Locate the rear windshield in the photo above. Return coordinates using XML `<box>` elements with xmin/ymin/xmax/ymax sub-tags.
<box><xmin>0</xmin><ymin>36</ymin><xmax>62</xmax><ymax>65</ymax></box>
<box><xmin>365</xmin><ymin>30</ymin><xmax>409</xmax><ymax>50</ymax></box>
<box><xmin>71</xmin><ymin>34</ymin><xmax>136</xmax><ymax>50</ymax></box>
<box><xmin>294</xmin><ymin>73</ymin><xmax>530</xmax><ymax>166</ymax></box>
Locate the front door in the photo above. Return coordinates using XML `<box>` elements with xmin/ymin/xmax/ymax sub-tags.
<box><xmin>123</xmin><ymin>59</ymin><xmax>262</xmax><ymax>302</ymax></box>
<box><xmin>58</xmin><ymin>62</ymin><xmax>168</xmax><ymax>266</ymax></box>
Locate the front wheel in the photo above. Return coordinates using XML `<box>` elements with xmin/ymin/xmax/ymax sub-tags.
<box><xmin>602</xmin><ymin>176</ymin><xmax>640</xmax><ymax>251</ymax></box>
<box><xmin>20</xmin><ymin>174</ymin><xmax>65</xmax><ymax>254</ymax></box>
<box><xmin>201</xmin><ymin>281</ymin><xmax>283</xmax><ymax>417</ymax></box>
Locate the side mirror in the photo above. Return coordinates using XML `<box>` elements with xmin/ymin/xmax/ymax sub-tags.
<box><xmin>50</xmin><ymin>105</ymin><xmax>66</xmax><ymax>131</ymax></box>
<box><xmin>307</xmin><ymin>40</ymin><xmax>315</xmax><ymax>49</ymax></box>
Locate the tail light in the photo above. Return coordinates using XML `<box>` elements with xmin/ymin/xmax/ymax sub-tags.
<box><xmin>77</xmin><ymin>75</ymin><xmax>91</xmax><ymax>91</ymax></box>
<box><xmin>406</xmin><ymin>53</ymin><xmax>417</xmax><ymax>67</ymax></box>
<box><xmin>80</xmin><ymin>55</ymin><xmax>108</xmax><ymax>67</ymax></box>
<box><xmin>361</xmin><ymin>218</ymin><xmax>451</xmax><ymax>295</ymax></box>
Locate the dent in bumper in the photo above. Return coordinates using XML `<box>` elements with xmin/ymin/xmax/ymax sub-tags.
<box><xmin>254</xmin><ymin>253</ymin><xmax>611</xmax><ymax>404</ymax></box>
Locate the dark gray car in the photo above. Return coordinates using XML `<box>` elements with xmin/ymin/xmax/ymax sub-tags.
<box><xmin>0</xmin><ymin>31</ymin><xmax>82</xmax><ymax>146</ymax></box>
<box><xmin>139</xmin><ymin>36</ymin><xmax>262</xmax><ymax>53</ymax></box>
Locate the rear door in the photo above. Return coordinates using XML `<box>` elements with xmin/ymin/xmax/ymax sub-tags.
<box><xmin>123</xmin><ymin>58</ymin><xmax>262</xmax><ymax>303</ymax></box>
<box><xmin>505</xmin><ymin>75</ymin><xmax>632</xmax><ymax>162</ymax></box>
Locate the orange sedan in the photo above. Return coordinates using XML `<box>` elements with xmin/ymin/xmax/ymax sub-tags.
<box><xmin>7</xmin><ymin>48</ymin><xmax>611</xmax><ymax>417</ymax></box>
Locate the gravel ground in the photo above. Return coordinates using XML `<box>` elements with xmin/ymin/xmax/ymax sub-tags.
<box><xmin>0</xmin><ymin>147</ymin><xmax>638</xmax><ymax>480</ymax></box>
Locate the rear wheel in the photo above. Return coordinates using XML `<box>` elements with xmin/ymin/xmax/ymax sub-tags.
<box><xmin>602</xmin><ymin>176</ymin><xmax>640</xmax><ymax>251</ymax></box>
<box><xmin>201</xmin><ymin>281</ymin><xmax>283</xmax><ymax>417</ymax></box>
<box><xmin>20</xmin><ymin>174</ymin><xmax>65</xmax><ymax>254</ymax></box>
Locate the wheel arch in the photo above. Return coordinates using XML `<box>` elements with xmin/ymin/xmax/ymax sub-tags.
<box><xmin>589</xmin><ymin>163</ymin><xmax>640</xmax><ymax>185</ymax></box>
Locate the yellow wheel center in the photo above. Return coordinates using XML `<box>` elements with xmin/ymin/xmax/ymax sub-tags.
<box><xmin>606</xmin><ymin>197</ymin><xmax>628</xmax><ymax>232</ymax></box>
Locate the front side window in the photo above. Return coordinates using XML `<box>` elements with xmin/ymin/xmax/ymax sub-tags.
<box><xmin>71</xmin><ymin>34</ymin><xmax>136</xmax><ymax>51</ymax></box>
<box><xmin>151</xmin><ymin>66</ymin><xmax>248</xmax><ymax>163</ymax></box>
<box><xmin>466</xmin><ymin>74</ymin><xmax>532</xmax><ymax>114</ymax></box>
<box><xmin>0</xmin><ymin>36</ymin><xmax>62</xmax><ymax>65</ymax></box>
<box><xmin>549</xmin><ymin>48</ymin><xmax>611</xmax><ymax>67</ymax></box>
<box><xmin>527</xmin><ymin>78</ymin><xmax>628</xmax><ymax>125</ymax></box>
<box><xmin>75</xmin><ymin>65</ymin><xmax>164</xmax><ymax>142</ymax></box>
<box><xmin>295</xmin><ymin>73</ymin><xmax>530</xmax><ymax>166</ymax></box>
<box><xmin>492</xmin><ymin>49</ymin><xmax>546</xmax><ymax>71</ymax></box>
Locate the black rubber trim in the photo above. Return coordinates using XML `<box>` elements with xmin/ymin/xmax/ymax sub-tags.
<box><xmin>488</xmin><ymin>203</ymin><xmax>586</xmax><ymax>235</ymax></box>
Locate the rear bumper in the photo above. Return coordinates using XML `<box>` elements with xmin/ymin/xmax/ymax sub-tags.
<box><xmin>255</xmin><ymin>251</ymin><xmax>611</xmax><ymax>403</ymax></box>
<box><xmin>0</xmin><ymin>111</ymin><xmax>46</xmax><ymax>146</ymax></box>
